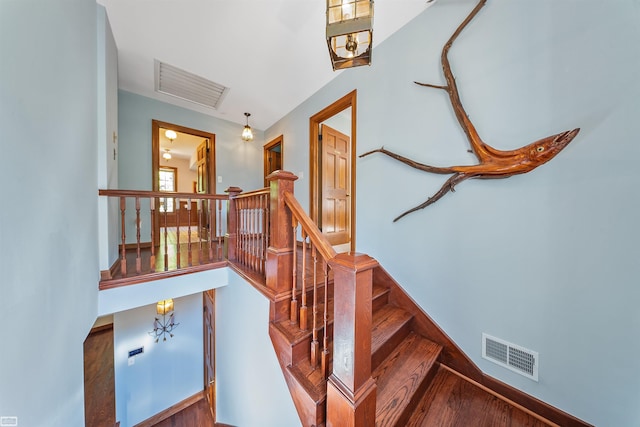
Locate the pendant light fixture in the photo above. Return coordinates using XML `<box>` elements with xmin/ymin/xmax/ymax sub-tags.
<box><xmin>242</xmin><ymin>112</ymin><xmax>254</xmax><ymax>141</ymax></box>
<box><xmin>162</xmin><ymin>149</ymin><xmax>172</xmax><ymax>161</ymax></box>
<box><xmin>326</xmin><ymin>0</ymin><xmax>373</xmax><ymax>70</ymax></box>
<box><xmin>165</xmin><ymin>129</ymin><xmax>177</xmax><ymax>142</ymax></box>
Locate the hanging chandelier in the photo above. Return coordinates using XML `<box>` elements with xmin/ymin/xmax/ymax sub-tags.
<box><xmin>149</xmin><ymin>299</ymin><xmax>179</xmax><ymax>343</ymax></box>
<box><xmin>326</xmin><ymin>0</ymin><xmax>374</xmax><ymax>70</ymax></box>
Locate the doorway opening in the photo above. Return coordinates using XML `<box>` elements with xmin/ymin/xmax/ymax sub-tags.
<box><xmin>309</xmin><ymin>90</ymin><xmax>357</xmax><ymax>252</ymax></box>
<box><xmin>264</xmin><ymin>135</ymin><xmax>283</xmax><ymax>186</ymax></box>
<box><xmin>151</xmin><ymin>120</ymin><xmax>216</xmax><ymax>246</ymax></box>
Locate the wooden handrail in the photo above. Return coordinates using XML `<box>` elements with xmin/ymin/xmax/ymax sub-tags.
<box><xmin>231</xmin><ymin>187</ymin><xmax>269</xmax><ymax>200</ymax></box>
<box><xmin>99</xmin><ymin>189</ymin><xmax>228</xmax><ymax>200</ymax></box>
<box><xmin>283</xmin><ymin>191</ymin><xmax>336</xmax><ymax>262</ymax></box>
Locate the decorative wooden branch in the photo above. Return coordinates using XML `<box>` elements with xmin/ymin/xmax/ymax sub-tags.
<box><xmin>360</xmin><ymin>0</ymin><xmax>580</xmax><ymax>222</ymax></box>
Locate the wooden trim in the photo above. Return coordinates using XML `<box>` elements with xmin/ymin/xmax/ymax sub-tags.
<box><xmin>264</xmin><ymin>135</ymin><xmax>283</xmax><ymax>187</ymax></box>
<box><xmin>152</xmin><ymin>120</ymin><xmax>217</xmax><ymax>246</ymax></box>
<box><xmin>120</xmin><ymin>241</ymin><xmax>152</xmax><ymax>251</ymax></box>
<box><xmin>133</xmin><ymin>390</ymin><xmax>205</xmax><ymax>427</ymax></box>
<box><xmin>309</xmin><ymin>90</ymin><xmax>357</xmax><ymax>252</ymax></box>
<box><xmin>478</xmin><ymin>372</ymin><xmax>594</xmax><ymax>427</ymax></box>
<box><xmin>101</xmin><ymin>257</ymin><xmax>122</xmax><ymax>281</ymax></box>
<box><xmin>159</xmin><ymin>165</ymin><xmax>178</xmax><ymax>193</ymax></box>
<box><xmin>99</xmin><ymin>261</ymin><xmax>228</xmax><ymax>290</ymax></box>
<box><xmin>88</xmin><ymin>323</ymin><xmax>113</xmax><ymax>335</ymax></box>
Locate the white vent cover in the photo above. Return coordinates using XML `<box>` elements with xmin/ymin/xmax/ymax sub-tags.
<box><xmin>155</xmin><ymin>60</ymin><xmax>229</xmax><ymax>109</ymax></box>
<box><xmin>482</xmin><ymin>333</ymin><xmax>538</xmax><ymax>381</ymax></box>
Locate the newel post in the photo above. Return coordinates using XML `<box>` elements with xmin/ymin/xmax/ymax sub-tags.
<box><xmin>225</xmin><ymin>186</ymin><xmax>243</xmax><ymax>261</ymax></box>
<box><xmin>326</xmin><ymin>252</ymin><xmax>379</xmax><ymax>427</ymax></box>
<box><xmin>265</xmin><ymin>170</ymin><xmax>298</xmax><ymax>298</ymax></box>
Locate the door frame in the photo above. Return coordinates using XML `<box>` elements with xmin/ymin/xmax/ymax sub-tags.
<box><xmin>309</xmin><ymin>90</ymin><xmax>357</xmax><ymax>252</ymax></box>
<box><xmin>264</xmin><ymin>135</ymin><xmax>283</xmax><ymax>187</ymax></box>
<box><xmin>151</xmin><ymin>120</ymin><xmax>216</xmax><ymax>245</ymax></box>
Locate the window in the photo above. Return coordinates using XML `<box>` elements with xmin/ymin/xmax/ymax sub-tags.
<box><xmin>159</xmin><ymin>167</ymin><xmax>177</xmax><ymax>212</ymax></box>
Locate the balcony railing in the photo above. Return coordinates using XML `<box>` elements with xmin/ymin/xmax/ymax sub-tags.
<box><xmin>98</xmin><ymin>189</ymin><xmax>230</xmax><ymax>288</ymax></box>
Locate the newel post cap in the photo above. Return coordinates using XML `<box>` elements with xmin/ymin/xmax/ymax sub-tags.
<box><xmin>266</xmin><ymin>170</ymin><xmax>298</xmax><ymax>183</ymax></box>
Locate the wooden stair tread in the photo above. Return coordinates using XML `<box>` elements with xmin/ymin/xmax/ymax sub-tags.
<box><xmin>371</xmin><ymin>305</ymin><xmax>413</xmax><ymax>358</ymax></box>
<box><xmin>405</xmin><ymin>366</ymin><xmax>553</xmax><ymax>427</ymax></box>
<box><xmin>373</xmin><ymin>332</ymin><xmax>442</xmax><ymax>427</ymax></box>
<box><xmin>288</xmin><ymin>360</ymin><xmax>330</xmax><ymax>403</ymax></box>
<box><xmin>272</xmin><ymin>298</ymin><xmax>335</xmax><ymax>344</ymax></box>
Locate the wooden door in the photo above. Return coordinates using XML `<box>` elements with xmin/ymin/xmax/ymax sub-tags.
<box><xmin>320</xmin><ymin>124</ymin><xmax>351</xmax><ymax>246</ymax></box>
<box><xmin>264</xmin><ymin>135</ymin><xmax>283</xmax><ymax>186</ymax></box>
<box><xmin>203</xmin><ymin>290</ymin><xmax>216</xmax><ymax>420</ymax></box>
<box><xmin>196</xmin><ymin>139</ymin><xmax>210</xmax><ymax>240</ymax></box>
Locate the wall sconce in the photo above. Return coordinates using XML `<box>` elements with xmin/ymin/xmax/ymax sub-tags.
<box><xmin>326</xmin><ymin>0</ymin><xmax>373</xmax><ymax>70</ymax></box>
<box><xmin>242</xmin><ymin>112</ymin><xmax>254</xmax><ymax>141</ymax></box>
<box><xmin>149</xmin><ymin>299</ymin><xmax>179</xmax><ymax>343</ymax></box>
<box><xmin>162</xmin><ymin>149</ymin><xmax>172</xmax><ymax>161</ymax></box>
<box><xmin>165</xmin><ymin>129</ymin><xmax>177</xmax><ymax>142</ymax></box>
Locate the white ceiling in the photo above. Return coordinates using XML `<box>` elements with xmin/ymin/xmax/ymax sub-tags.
<box><xmin>97</xmin><ymin>0</ymin><xmax>436</xmax><ymax>131</ymax></box>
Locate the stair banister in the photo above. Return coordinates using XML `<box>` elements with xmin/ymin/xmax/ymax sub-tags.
<box><xmin>265</xmin><ymin>171</ymin><xmax>298</xmax><ymax>306</ymax></box>
<box><xmin>326</xmin><ymin>253</ymin><xmax>378</xmax><ymax>427</ymax></box>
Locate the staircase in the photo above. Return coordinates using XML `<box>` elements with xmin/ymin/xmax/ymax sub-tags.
<box><xmin>268</xmin><ymin>266</ymin><xmax>563</xmax><ymax>427</ymax></box>
<box><xmin>231</xmin><ymin>171</ymin><xmax>591</xmax><ymax>427</ymax></box>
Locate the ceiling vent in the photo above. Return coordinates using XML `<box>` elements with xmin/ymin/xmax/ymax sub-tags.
<box><xmin>155</xmin><ymin>60</ymin><xmax>229</xmax><ymax>109</ymax></box>
<box><xmin>482</xmin><ymin>333</ymin><xmax>538</xmax><ymax>381</ymax></box>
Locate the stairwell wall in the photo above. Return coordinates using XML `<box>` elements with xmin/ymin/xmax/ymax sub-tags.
<box><xmin>0</xmin><ymin>0</ymin><xmax>99</xmax><ymax>425</ymax></box>
<box><xmin>265</xmin><ymin>1</ymin><xmax>640</xmax><ymax>426</ymax></box>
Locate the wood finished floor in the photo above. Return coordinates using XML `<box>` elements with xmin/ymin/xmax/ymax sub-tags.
<box><xmin>84</xmin><ymin>326</ymin><xmax>116</xmax><ymax>427</ymax></box>
<box><xmin>406</xmin><ymin>366</ymin><xmax>552</xmax><ymax>427</ymax></box>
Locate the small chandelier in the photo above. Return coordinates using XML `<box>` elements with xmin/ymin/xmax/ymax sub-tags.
<box><xmin>241</xmin><ymin>112</ymin><xmax>254</xmax><ymax>142</ymax></box>
<box><xmin>326</xmin><ymin>0</ymin><xmax>373</xmax><ymax>70</ymax></box>
<box><xmin>165</xmin><ymin>129</ymin><xmax>177</xmax><ymax>142</ymax></box>
<box><xmin>149</xmin><ymin>299</ymin><xmax>179</xmax><ymax>343</ymax></box>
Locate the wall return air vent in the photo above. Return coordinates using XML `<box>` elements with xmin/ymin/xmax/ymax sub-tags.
<box><xmin>155</xmin><ymin>60</ymin><xmax>229</xmax><ymax>109</ymax></box>
<box><xmin>482</xmin><ymin>333</ymin><xmax>539</xmax><ymax>381</ymax></box>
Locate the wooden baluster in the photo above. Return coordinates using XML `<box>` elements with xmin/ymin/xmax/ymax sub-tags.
<box><xmin>150</xmin><ymin>197</ymin><xmax>156</xmax><ymax>272</ymax></box>
<box><xmin>321</xmin><ymin>262</ymin><xmax>330</xmax><ymax>378</ymax></box>
<box><xmin>187</xmin><ymin>198</ymin><xmax>192</xmax><ymax>267</ymax></box>
<box><xmin>263</xmin><ymin>193</ymin><xmax>270</xmax><ymax>273</ymax></box>
<box><xmin>135</xmin><ymin>196</ymin><xmax>142</xmax><ymax>274</ymax></box>
<box><xmin>119</xmin><ymin>196</ymin><xmax>127</xmax><ymax>277</ymax></box>
<box><xmin>196</xmin><ymin>199</ymin><xmax>204</xmax><ymax>265</ymax></box>
<box><xmin>310</xmin><ymin>245</ymin><xmax>319</xmax><ymax>369</ymax></box>
<box><xmin>163</xmin><ymin>198</ymin><xmax>168</xmax><ymax>271</ymax></box>
<box><xmin>175</xmin><ymin>197</ymin><xmax>181</xmax><ymax>269</ymax></box>
<box><xmin>240</xmin><ymin>199</ymin><xmax>246</xmax><ymax>267</ymax></box>
<box><xmin>290</xmin><ymin>218</ymin><xmax>298</xmax><ymax>325</ymax></box>
<box><xmin>225</xmin><ymin>187</ymin><xmax>243</xmax><ymax>263</ymax></box>
<box><xmin>300</xmin><ymin>232</ymin><xmax>308</xmax><ymax>331</ymax></box>
<box><xmin>253</xmin><ymin>197</ymin><xmax>259</xmax><ymax>271</ymax></box>
<box><xmin>217</xmin><ymin>199</ymin><xmax>222</xmax><ymax>260</ymax></box>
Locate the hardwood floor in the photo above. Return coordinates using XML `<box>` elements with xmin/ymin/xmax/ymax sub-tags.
<box><xmin>150</xmin><ymin>398</ymin><xmax>215</xmax><ymax>427</ymax></box>
<box><xmin>84</xmin><ymin>326</ymin><xmax>116</xmax><ymax>427</ymax></box>
<box><xmin>406</xmin><ymin>366</ymin><xmax>552</xmax><ymax>427</ymax></box>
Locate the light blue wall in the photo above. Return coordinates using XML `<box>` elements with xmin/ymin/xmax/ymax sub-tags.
<box><xmin>0</xmin><ymin>0</ymin><xmax>99</xmax><ymax>426</ymax></box>
<box><xmin>215</xmin><ymin>271</ymin><xmax>300</xmax><ymax>427</ymax></box>
<box><xmin>118</xmin><ymin>90</ymin><xmax>263</xmax><ymax>194</ymax></box>
<box><xmin>266</xmin><ymin>1</ymin><xmax>640</xmax><ymax>425</ymax></box>
<box><xmin>114</xmin><ymin>293</ymin><xmax>204</xmax><ymax>427</ymax></box>
<box><xmin>117</xmin><ymin>90</ymin><xmax>264</xmax><ymax>244</ymax></box>
<box><xmin>97</xmin><ymin>4</ymin><xmax>120</xmax><ymax>269</ymax></box>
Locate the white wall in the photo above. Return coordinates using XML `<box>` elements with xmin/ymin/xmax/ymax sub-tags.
<box><xmin>215</xmin><ymin>271</ymin><xmax>300</xmax><ymax>427</ymax></box>
<box><xmin>114</xmin><ymin>293</ymin><xmax>204</xmax><ymax>427</ymax></box>
<box><xmin>0</xmin><ymin>0</ymin><xmax>99</xmax><ymax>426</ymax></box>
<box><xmin>265</xmin><ymin>1</ymin><xmax>640</xmax><ymax>425</ymax></box>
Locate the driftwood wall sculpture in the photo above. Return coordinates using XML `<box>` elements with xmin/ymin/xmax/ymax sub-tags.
<box><xmin>360</xmin><ymin>0</ymin><xmax>580</xmax><ymax>222</ymax></box>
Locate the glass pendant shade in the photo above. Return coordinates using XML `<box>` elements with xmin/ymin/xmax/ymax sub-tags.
<box><xmin>326</xmin><ymin>0</ymin><xmax>373</xmax><ymax>70</ymax></box>
<box><xmin>242</xmin><ymin>112</ymin><xmax>254</xmax><ymax>141</ymax></box>
<box><xmin>157</xmin><ymin>299</ymin><xmax>174</xmax><ymax>315</ymax></box>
